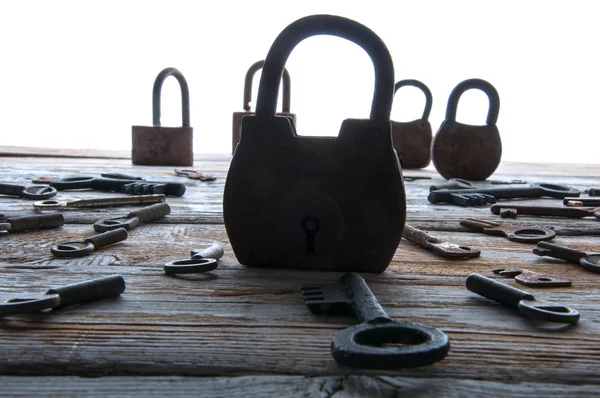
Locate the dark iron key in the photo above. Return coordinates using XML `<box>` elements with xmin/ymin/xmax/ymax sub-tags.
<box><xmin>300</xmin><ymin>272</ymin><xmax>449</xmax><ymax>369</ymax></box>
<box><xmin>533</xmin><ymin>241</ymin><xmax>600</xmax><ymax>273</ymax></box>
<box><xmin>402</xmin><ymin>224</ymin><xmax>480</xmax><ymax>258</ymax></box>
<box><xmin>428</xmin><ymin>183</ymin><xmax>580</xmax><ymax>206</ymax></box>
<box><xmin>466</xmin><ymin>273</ymin><xmax>579</xmax><ymax>323</ymax></box>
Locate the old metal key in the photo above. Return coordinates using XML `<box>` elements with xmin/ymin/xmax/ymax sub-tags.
<box><xmin>429</xmin><ymin>178</ymin><xmax>474</xmax><ymax>191</ymax></box>
<box><xmin>428</xmin><ymin>183</ymin><xmax>580</xmax><ymax>207</ymax></box>
<box><xmin>0</xmin><ymin>275</ymin><xmax>125</xmax><ymax>316</ymax></box>
<box><xmin>492</xmin><ymin>268</ymin><xmax>572</xmax><ymax>287</ymax></box>
<box><xmin>0</xmin><ymin>213</ymin><xmax>64</xmax><ymax>233</ymax></box>
<box><xmin>51</xmin><ymin>228</ymin><xmax>128</xmax><ymax>258</ymax></box>
<box><xmin>533</xmin><ymin>241</ymin><xmax>600</xmax><ymax>273</ymax></box>
<box><xmin>0</xmin><ymin>183</ymin><xmax>57</xmax><ymax>200</ymax></box>
<box><xmin>94</xmin><ymin>203</ymin><xmax>171</xmax><ymax>232</ymax></box>
<box><xmin>466</xmin><ymin>273</ymin><xmax>579</xmax><ymax>324</ymax></box>
<box><xmin>460</xmin><ymin>219</ymin><xmax>555</xmax><ymax>243</ymax></box>
<box><xmin>34</xmin><ymin>194</ymin><xmax>165</xmax><ymax>211</ymax></box>
<box><xmin>491</xmin><ymin>204</ymin><xmax>600</xmax><ymax>220</ymax></box>
<box><xmin>164</xmin><ymin>244</ymin><xmax>225</xmax><ymax>275</ymax></box>
<box><xmin>403</xmin><ymin>224</ymin><xmax>480</xmax><ymax>258</ymax></box>
<box><xmin>301</xmin><ymin>272</ymin><xmax>449</xmax><ymax>369</ymax></box>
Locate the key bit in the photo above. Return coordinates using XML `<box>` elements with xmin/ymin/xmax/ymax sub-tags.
<box><xmin>466</xmin><ymin>273</ymin><xmax>579</xmax><ymax>324</ymax></box>
<box><xmin>492</xmin><ymin>268</ymin><xmax>571</xmax><ymax>287</ymax></box>
<box><xmin>301</xmin><ymin>272</ymin><xmax>450</xmax><ymax>369</ymax></box>
<box><xmin>533</xmin><ymin>241</ymin><xmax>600</xmax><ymax>273</ymax></box>
<box><xmin>402</xmin><ymin>224</ymin><xmax>480</xmax><ymax>258</ymax></box>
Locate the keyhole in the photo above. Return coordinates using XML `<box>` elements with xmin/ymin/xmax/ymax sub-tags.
<box><xmin>301</xmin><ymin>216</ymin><xmax>321</xmax><ymax>253</ymax></box>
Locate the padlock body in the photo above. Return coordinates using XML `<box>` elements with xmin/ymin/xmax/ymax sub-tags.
<box><xmin>224</xmin><ymin>115</ymin><xmax>406</xmax><ymax>273</ymax></box>
<box><xmin>390</xmin><ymin>119</ymin><xmax>432</xmax><ymax>169</ymax></box>
<box><xmin>232</xmin><ymin>111</ymin><xmax>296</xmax><ymax>154</ymax></box>
<box><xmin>131</xmin><ymin>126</ymin><xmax>193</xmax><ymax>166</ymax></box>
<box><xmin>431</xmin><ymin>120</ymin><xmax>501</xmax><ymax>181</ymax></box>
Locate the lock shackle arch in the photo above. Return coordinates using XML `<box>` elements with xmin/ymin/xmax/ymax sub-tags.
<box><xmin>255</xmin><ymin>14</ymin><xmax>395</xmax><ymax>121</ymax></box>
<box><xmin>393</xmin><ymin>79</ymin><xmax>433</xmax><ymax>120</ymax></box>
<box><xmin>445</xmin><ymin>78</ymin><xmax>500</xmax><ymax>125</ymax></box>
<box><xmin>243</xmin><ymin>60</ymin><xmax>291</xmax><ymax>113</ymax></box>
<box><xmin>152</xmin><ymin>67</ymin><xmax>191</xmax><ymax>127</ymax></box>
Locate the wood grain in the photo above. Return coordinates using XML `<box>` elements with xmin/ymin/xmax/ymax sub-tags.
<box><xmin>1</xmin><ymin>152</ymin><xmax>600</xmax><ymax>394</ymax></box>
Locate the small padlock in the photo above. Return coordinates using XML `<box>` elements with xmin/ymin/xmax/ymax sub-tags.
<box><xmin>391</xmin><ymin>79</ymin><xmax>433</xmax><ymax>169</ymax></box>
<box><xmin>431</xmin><ymin>78</ymin><xmax>501</xmax><ymax>181</ymax></box>
<box><xmin>132</xmin><ymin>67</ymin><xmax>193</xmax><ymax>166</ymax></box>
<box><xmin>232</xmin><ymin>60</ymin><xmax>296</xmax><ymax>154</ymax></box>
<box><xmin>223</xmin><ymin>14</ymin><xmax>406</xmax><ymax>273</ymax></box>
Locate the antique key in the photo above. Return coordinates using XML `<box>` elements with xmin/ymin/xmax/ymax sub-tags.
<box><xmin>0</xmin><ymin>213</ymin><xmax>64</xmax><ymax>233</ymax></box>
<box><xmin>232</xmin><ymin>60</ymin><xmax>296</xmax><ymax>154</ymax></box>
<box><xmin>301</xmin><ymin>272</ymin><xmax>449</xmax><ymax>368</ymax></box>
<box><xmin>402</xmin><ymin>224</ymin><xmax>480</xmax><ymax>258</ymax></box>
<box><xmin>34</xmin><ymin>194</ymin><xmax>165</xmax><ymax>211</ymax></box>
<box><xmin>94</xmin><ymin>203</ymin><xmax>171</xmax><ymax>232</ymax></box>
<box><xmin>0</xmin><ymin>275</ymin><xmax>125</xmax><ymax>316</ymax></box>
<box><xmin>391</xmin><ymin>79</ymin><xmax>433</xmax><ymax>169</ymax></box>
<box><xmin>0</xmin><ymin>183</ymin><xmax>57</xmax><ymax>200</ymax></box>
<box><xmin>223</xmin><ymin>15</ymin><xmax>406</xmax><ymax>273</ymax></box>
<box><xmin>431</xmin><ymin>79</ymin><xmax>502</xmax><ymax>181</ymax></box>
<box><xmin>49</xmin><ymin>177</ymin><xmax>186</xmax><ymax>197</ymax></box>
<box><xmin>492</xmin><ymin>268</ymin><xmax>572</xmax><ymax>287</ymax></box>
<box><xmin>132</xmin><ymin>67</ymin><xmax>193</xmax><ymax>166</ymax></box>
<box><xmin>490</xmin><ymin>204</ymin><xmax>600</xmax><ymax>220</ymax></box>
<box><xmin>460</xmin><ymin>219</ymin><xmax>555</xmax><ymax>243</ymax></box>
<box><xmin>533</xmin><ymin>241</ymin><xmax>600</xmax><ymax>273</ymax></box>
<box><xmin>428</xmin><ymin>183</ymin><xmax>580</xmax><ymax>206</ymax></box>
<box><xmin>466</xmin><ymin>273</ymin><xmax>579</xmax><ymax>324</ymax></box>
<box><xmin>51</xmin><ymin>228</ymin><xmax>128</xmax><ymax>258</ymax></box>
<box><xmin>164</xmin><ymin>244</ymin><xmax>225</xmax><ymax>275</ymax></box>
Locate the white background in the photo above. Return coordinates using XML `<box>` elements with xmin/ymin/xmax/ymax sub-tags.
<box><xmin>0</xmin><ymin>0</ymin><xmax>598</xmax><ymax>163</ymax></box>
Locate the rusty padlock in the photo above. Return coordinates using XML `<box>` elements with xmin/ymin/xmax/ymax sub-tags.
<box><xmin>132</xmin><ymin>67</ymin><xmax>193</xmax><ymax>166</ymax></box>
<box><xmin>391</xmin><ymin>79</ymin><xmax>433</xmax><ymax>169</ymax></box>
<box><xmin>223</xmin><ymin>14</ymin><xmax>406</xmax><ymax>273</ymax></box>
<box><xmin>431</xmin><ymin>78</ymin><xmax>501</xmax><ymax>181</ymax></box>
<box><xmin>232</xmin><ymin>60</ymin><xmax>296</xmax><ymax>154</ymax></box>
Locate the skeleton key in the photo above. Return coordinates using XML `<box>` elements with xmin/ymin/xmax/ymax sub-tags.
<box><xmin>466</xmin><ymin>273</ymin><xmax>579</xmax><ymax>324</ymax></box>
<box><xmin>93</xmin><ymin>203</ymin><xmax>171</xmax><ymax>232</ymax></box>
<box><xmin>403</xmin><ymin>224</ymin><xmax>480</xmax><ymax>258</ymax></box>
<box><xmin>300</xmin><ymin>272</ymin><xmax>449</xmax><ymax>369</ymax></box>
<box><xmin>533</xmin><ymin>241</ymin><xmax>600</xmax><ymax>273</ymax></box>
<box><xmin>492</xmin><ymin>268</ymin><xmax>571</xmax><ymax>287</ymax></box>
<box><xmin>428</xmin><ymin>183</ymin><xmax>580</xmax><ymax>207</ymax></box>
<box><xmin>34</xmin><ymin>194</ymin><xmax>165</xmax><ymax>211</ymax></box>
<box><xmin>0</xmin><ymin>183</ymin><xmax>57</xmax><ymax>200</ymax></box>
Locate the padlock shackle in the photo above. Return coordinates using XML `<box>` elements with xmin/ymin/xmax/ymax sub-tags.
<box><xmin>244</xmin><ymin>60</ymin><xmax>291</xmax><ymax>113</ymax></box>
<box><xmin>445</xmin><ymin>78</ymin><xmax>500</xmax><ymax>125</ymax></box>
<box><xmin>255</xmin><ymin>14</ymin><xmax>394</xmax><ymax>121</ymax></box>
<box><xmin>152</xmin><ymin>67</ymin><xmax>191</xmax><ymax>127</ymax></box>
<box><xmin>393</xmin><ymin>79</ymin><xmax>433</xmax><ymax>120</ymax></box>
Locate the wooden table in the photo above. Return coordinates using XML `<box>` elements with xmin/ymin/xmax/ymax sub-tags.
<box><xmin>1</xmin><ymin>147</ymin><xmax>599</xmax><ymax>397</ymax></box>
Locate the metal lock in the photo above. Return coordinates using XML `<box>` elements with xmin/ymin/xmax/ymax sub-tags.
<box><xmin>232</xmin><ymin>60</ymin><xmax>296</xmax><ymax>154</ymax></box>
<box><xmin>431</xmin><ymin>78</ymin><xmax>501</xmax><ymax>181</ymax></box>
<box><xmin>391</xmin><ymin>79</ymin><xmax>433</xmax><ymax>169</ymax></box>
<box><xmin>132</xmin><ymin>67</ymin><xmax>193</xmax><ymax>166</ymax></box>
<box><xmin>223</xmin><ymin>15</ymin><xmax>406</xmax><ymax>273</ymax></box>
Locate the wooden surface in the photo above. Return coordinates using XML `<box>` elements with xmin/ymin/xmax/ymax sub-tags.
<box><xmin>1</xmin><ymin>146</ymin><xmax>600</xmax><ymax>396</ymax></box>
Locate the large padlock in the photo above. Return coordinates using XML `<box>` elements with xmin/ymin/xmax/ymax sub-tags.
<box><xmin>232</xmin><ymin>60</ymin><xmax>296</xmax><ymax>154</ymax></box>
<box><xmin>132</xmin><ymin>67</ymin><xmax>193</xmax><ymax>166</ymax></box>
<box><xmin>431</xmin><ymin>78</ymin><xmax>501</xmax><ymax>181</ymax></box>
<box><xmin>391</xmin><ymin>79</ymin><xmax>433</xmax><ymax>169</ymax></box>
<box><xmin>223</xmin><ymin>14</ymin><xmax>406</xmax><ymax>273</ymax></box>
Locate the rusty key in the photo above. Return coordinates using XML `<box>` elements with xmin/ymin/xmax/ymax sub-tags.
<box><xmin>403</xmin><ymin>224</ymin><xmax>480</xmax><ymax>258</ymax></box>
<box><xmin>492</xmin><ymin>268</ymin><xmax>571</xmax><ymax>287</ymax></box>
<box><xmin>533</xmin><ymin>241</ymin><xmax>600</xmax><ymax>273</ymax></box>
<box><xmin>490</xmin><ymin>204</ymin><xmax>600</xmax><ymax>220</ymax></box>
<box><xmin>301</xmin><ymin>272</ymin><xmax>449</xmax><ymax>369</ymax></box>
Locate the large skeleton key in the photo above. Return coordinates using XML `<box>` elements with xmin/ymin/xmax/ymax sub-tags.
<box><xmin>301</xmin><ymin>272</ymin><xmax>449</xmax><ymax>369</ymax></box>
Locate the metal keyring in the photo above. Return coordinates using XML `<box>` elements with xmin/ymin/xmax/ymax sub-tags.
<box><xmin>164</xmin><ymin>258</ymin><xmax>218</xmax><ymax>275</ymax></box>
<box><xmin>0</xmin><ymin>295</ymin><xmax>60</xmax><ymax>316</ymax></box>
<box><xmin>50</xmin><ymin>242</ymin><xmax>95</xmax><ymax>258</ymax></box>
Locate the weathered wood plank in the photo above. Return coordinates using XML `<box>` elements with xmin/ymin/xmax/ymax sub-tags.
<box><xmin>1</xmin><ymin>375</ymin><xmax>599</xmax><ymax>398</ymax></box>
